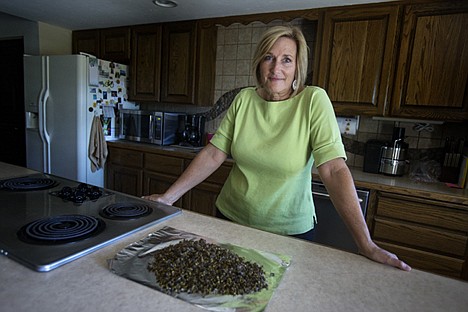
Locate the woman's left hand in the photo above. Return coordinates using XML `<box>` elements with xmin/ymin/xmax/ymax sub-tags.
<box><xmin>360</xmin><ymin>242</ymin><xmax>412</xmax><ymax>272</ymax></box>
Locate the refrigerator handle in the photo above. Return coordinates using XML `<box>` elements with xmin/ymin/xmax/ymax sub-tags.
<box><xmin>39</xmin><ymin>57</ymin><xmax>51</xmax><ymax>174</ymax></box>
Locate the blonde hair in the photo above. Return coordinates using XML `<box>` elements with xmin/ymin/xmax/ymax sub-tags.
<box><xmin>252</xmin><ymin>25</ymin><xmax>309</xmax><ymax>97</ymax></box>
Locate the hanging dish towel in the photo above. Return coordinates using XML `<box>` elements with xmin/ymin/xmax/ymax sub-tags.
<box><xmin>88</xmin><ymin>116</ymin><xmax>108</xmax><ymax>172</ymax></box>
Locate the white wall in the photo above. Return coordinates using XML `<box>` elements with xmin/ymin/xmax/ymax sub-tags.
<box><xmin>0</xmin><ymin>12</ymin><xmax>72</xmax><ymax>55</ymax></box>
<box><xmin>0</xmin><ymin>12</ymin><xmax>39</xmax><ymax>55</ymax></box>
<box><xmin>38</xmin><ymin>22</ymin><xmax>72</xmax><ymax>55</ymax></box>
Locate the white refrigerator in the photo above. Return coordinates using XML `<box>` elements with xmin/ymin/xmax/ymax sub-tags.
<box><xmin>24</xmin><ymin>54</ymin><xmax>138</xmax><ymax>187</ymax></box>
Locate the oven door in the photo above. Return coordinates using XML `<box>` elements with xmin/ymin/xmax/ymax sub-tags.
<box><xmin>311</xmin><ymin>181</ymin><xmax>369</xmax><ymax>253</ymax></box>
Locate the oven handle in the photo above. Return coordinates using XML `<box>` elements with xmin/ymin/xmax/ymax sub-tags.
<box><xmin>312</xmin><ymin>190</ymin><xmax>363</xmax><ymax>203</ymax></box>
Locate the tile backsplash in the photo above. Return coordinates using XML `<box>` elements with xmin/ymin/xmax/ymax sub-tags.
<box><xmin>343</xmin><ymin>117</ymin><xmax>468</xmax><ymax>169</ymax></box>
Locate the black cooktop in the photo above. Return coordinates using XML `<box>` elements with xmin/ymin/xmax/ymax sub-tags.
<box><xmin>0</xmin><ymin>173</ymin><xmax>182</xmax><ymax>272</ymax></box>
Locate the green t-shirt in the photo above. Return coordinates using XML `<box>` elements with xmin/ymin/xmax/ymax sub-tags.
<box><xmin>210</xmin><ymin>86</ymin><xmax>346</xmax><ymax>235</ymax></box>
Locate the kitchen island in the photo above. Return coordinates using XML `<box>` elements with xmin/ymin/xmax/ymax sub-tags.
<box><xmin>1</xmin><ymin>162</ymin><xmax>467</xmax><ymax>312</ymax></box>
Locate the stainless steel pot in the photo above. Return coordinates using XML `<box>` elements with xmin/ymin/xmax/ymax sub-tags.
<box><xmin>380</xmin><ymin>145</ymin><xmax>408</xmax><ymax>176</ymax></box>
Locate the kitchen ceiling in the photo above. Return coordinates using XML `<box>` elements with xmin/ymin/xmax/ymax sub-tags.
<box><xmin>0</xmin><ymin>0</ymin><xmax>395</xmax><ymax>30</ymax></box>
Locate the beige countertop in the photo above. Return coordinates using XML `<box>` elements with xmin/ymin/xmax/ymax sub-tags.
<box><xmin>326</xmin><ymin>166</ymin><xmax>468</xmax><ymax>206</ymax></box>
<box><xmin>1</xmin><ymin>162</ymin><xmax>468</xmax><ymax>312</ymax></box>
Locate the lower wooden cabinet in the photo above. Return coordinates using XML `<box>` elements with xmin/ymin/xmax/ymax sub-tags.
<box><xmin>106</xmin><ymin>147</ymin><xmax>144</xmax><ymax>196</ymax></box>
<box><xmin>183</xmin><ymin>182</ymin><xmax>222</xmax><ymax>216</ymax></box>
<box><xmin>106</xmin><ymin>144</ymin><xmax>232</xmax><ymax>217</ymax></box>
<box><xmin>369</xmin><ymin>191</ymin><xmax>468</xmax><ymax>280</ymax></box>
<box><xmin>106</xmin><ymin>164</ymin><xmax>143</xmax><ymax>197</ymax></box>
<box><xmin>182</xmin><ymin>162</ymin><xmax>232</xmax><ymax>216</ymax></box>
<box><xmin>144</xmin><ymin>171</ymin><xmax>183</xmax><ymax>207</ymax></box>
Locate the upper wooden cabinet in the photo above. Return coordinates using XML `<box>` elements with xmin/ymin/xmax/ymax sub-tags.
<box><xmin>161</xmin><ymin>21</ymin><xmax>196</xmax><ymax>104</ymax></box>
<box><xmin>390</xmin><ymin>1</ymin><xmax>468</xmax><ymax>121</ymax></box>
<box><xmin>99</xmin><ymin>27</ymin><xmax>131</xmax><ymax>64</ymax></box>
<box><xmin>72</xmin><ymin>29</ymin><xmax>100</xmax><ymax>57</ymax></box>
<box><xmin>129</xmin><ymin>24</ymin><xmax>162</xmax><ymax>101</ymax></box>
<box><xmin>317</xmin><ymin>5</ymin><xmax>400</xmax><ymax>116</ymax></box>
<box><xmin>72</xmin><ymin>27</ymin><xmax>131</xmax><ymax>64</ymax></box>
<box><xmin>130</xmin><ymin>21</ymin><xmax>217</xmax><ymax>105</ymax></box>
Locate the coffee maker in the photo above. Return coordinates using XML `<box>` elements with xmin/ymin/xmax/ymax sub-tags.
<box><xmin>178</xmin><ymin>114</ymin><xmax>205</xmax><ymax>147</ymax></box>
<box><xmin>379</xmin><ymin>127</ymin><xmax>409</xmax><ymax>176</ymax></box>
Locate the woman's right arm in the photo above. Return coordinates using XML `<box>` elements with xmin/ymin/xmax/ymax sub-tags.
<box><xmin>142</xmin><ymin>143</ymin><xmax>228</xmax><ymax>205</ymax></box>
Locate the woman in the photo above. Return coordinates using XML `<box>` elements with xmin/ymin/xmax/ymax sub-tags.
<box><xmin>143</xmin><ymin>26</ymin><xmax>411</xmax><ymax>271</ymax></box>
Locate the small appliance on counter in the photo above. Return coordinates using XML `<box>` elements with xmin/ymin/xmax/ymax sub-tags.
<box><xmin>363</xmin><ymin>139</ymin><xmax>387</xmax><ymax>173</ymax></box>
<box><xmin>379</xmin><ymin>127</ymin><xmax>409</xmax><ymax>176</ymax></box>
<box><xmin>178</xmin><ymin>114</ymin><xmax>206</xmax><ymax>148</ymax></box>
<box><xmin>119</xmin><ymin>109</ymin><xmax>153</xmax><ymax>143</ymax></box>
<box><xmin>153</xmin><ymin>112</ymin><xmax>186</xmax><ymax>146</ymax></box>
<box><xmin>119</xmin><ymin>110</ymin><xmax>185</xmax><ymax>146</ymax></box>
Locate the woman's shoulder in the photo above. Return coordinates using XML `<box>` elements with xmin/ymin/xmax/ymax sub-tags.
<box><xmin>294</xmin><ymin>86</ymin><xmax>333</xmax><ymax>113</ymax></box>
<box><xmin>236</xmin><ymin>86</ymin><xmax>257</xmax><ymax>96</ymax></box>
<box><xmin>231</xmin><ymin>87</ymin><xmax>258</xmax><ymax>104</ymax></box>
<box><xmin>302</xmin><ymin>85</ymin><xmax>327</xmax><ymax>95</ymax></box>
<box><xmin>297</xmin><ymin>86</ymin><xmax>332</xmax><ymax>103</ymax></box>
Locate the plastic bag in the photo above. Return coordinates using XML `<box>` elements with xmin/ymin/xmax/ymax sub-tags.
<box><xmin>409</xmin><ymin>160</ymin><xmax>441</xmax><ymax>183</ymax></box>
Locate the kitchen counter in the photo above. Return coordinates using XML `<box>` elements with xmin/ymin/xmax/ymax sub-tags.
<box><xmin>1</xmin><ymin>162</ymin><xmax>467</xmax><ymax>312</ymax></box>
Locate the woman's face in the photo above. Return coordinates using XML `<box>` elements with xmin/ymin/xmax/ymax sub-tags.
<box><xmin>259</xmin><ymin>36</ymin><xmax>297</xmax><ymax>101</ymax></box>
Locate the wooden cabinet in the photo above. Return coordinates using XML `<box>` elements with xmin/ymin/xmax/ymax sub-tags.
<box><xmin>73</xmin><ymin>27</ymin><xmax>131</xmax><ymax>64</ymax></box>
<box><xmin>390</xmin><ymin>1</ymin><xmax>468</xmax><ymax>120</ymax></box>
<box><xmin>99</xmin><ymin>27</ymin><xmax>131</xmax><ymax>64</ymax></box>
<box><xmin>183</xmin><ymin>162</ymin><xmax>232</xmax><ymax>216</ymax></box>
<box><xmin>317</xmin><ymin>5</ymin><xmax>400</xmax><ymax>116</ymax></box>
<box><xmin>369</xmin><ymin>191</ymin><xmax>468</xmax><ymax>280</ymax></box>
<box><xmin>129</xmin><ymin>24</ymin><xmax>162</xmax><ymax>101</ymax></box>
<box><xmin>143</xmin><ymin>153</ymin><xmax>185</xmax><ymax>207</ymax></box>
<box><xmin>106</xmin><ymin>148</ymin><xmax>144</xmax><ymax>196</ymax></box>
<box><xmin>161</xmin><ymin>21</ymin><xmax>196</xmax><ymax>104</ymax></box>
<box><xmin>193</xmin><ymin>21</ymin><xmax>218</xmax><ymax>106</ymax></box>
<box><xmin>72</xmin><ymin>29</ymin><xmax>100</xmax><ymax>57</ymax></box>
<box><xmin>130</xmin><ymin>21</ymin><xmax>216</xmax><ymax>105</ymax></box>
<box><xmin>106</xmin><ymin>143</ymin><xmax>232</xmax><ymax>217</ymax></box>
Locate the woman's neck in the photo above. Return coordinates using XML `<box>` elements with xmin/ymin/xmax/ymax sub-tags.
<box><xmin>257</xmin><ymin>87</ymin><xmax>293</xmax><ymax>101</ymax></box>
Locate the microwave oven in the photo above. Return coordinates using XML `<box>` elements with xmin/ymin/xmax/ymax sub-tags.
<box><xmin>119</xmin><ymin>110</ymin><xmax>185</xmax><ymax>145</ymax></box>
<box><xmin>153</xmin><ymin>112</ymin><xmax>185</xmax><ymax>145</ymax></box>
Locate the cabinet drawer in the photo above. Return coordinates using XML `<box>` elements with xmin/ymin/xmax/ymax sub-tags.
<box><xmin>375</xmin><ymin>241</ymin><xmax>464</xmax><ymax>278</ymax></box>
<box><xmin>109</xmin><ymin>148</ymin><xmax>143</xmax><ymax>168</ymax></box>
<box><xmin>373</xmin><ymin>217</ymin><xmax>468</xmax><ymax>257</ymax></box>
<box><xmin>377</xmin><ymin>193</ymin><xmax>468</xmax><ymax>232</ymax></box>
<box><xmin>145</xmin><ymin>153</ymin><xmax>184</xmax><ymax>175</ymax></box>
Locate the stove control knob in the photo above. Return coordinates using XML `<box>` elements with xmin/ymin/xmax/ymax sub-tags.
<box><xmin>58</xmin><ymin>186</ymin><xmax>73</xmax><ymax>199</ymax></box>
<box><xmin>87</xmin><ymin>186</ymin><xmax>102</xmax><ymax>200</ymax></box>
<box><xmin>73</xmin><ymin>190</ymin><xmax>86</xmax><ymax>204</ymax></box>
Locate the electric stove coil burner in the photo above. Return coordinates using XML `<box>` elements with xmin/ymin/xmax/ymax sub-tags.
<box><xmin>17</xmin><ymin>214</ymin><xmax>106</xmax><ymax>245</ymax></box>
<box><xmin>100</xmin><ymin>203</ymin><xmax>153</xmax><ymax>220</ymax></box>
<box><xmin>0</xmin><ymin>176</ymin><xmax>58</xmax><ymax>191</ymax></box>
